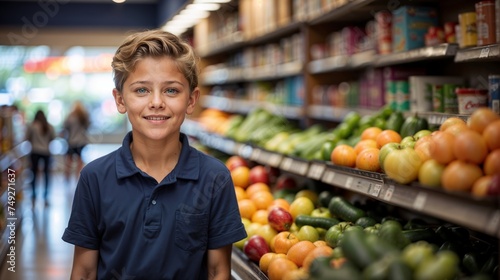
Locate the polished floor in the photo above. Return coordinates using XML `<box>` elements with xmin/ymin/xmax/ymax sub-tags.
<box><xmin>0</xmin><ymin>172</ymin><xmax>77</xmax><ymax>280</ymax></box>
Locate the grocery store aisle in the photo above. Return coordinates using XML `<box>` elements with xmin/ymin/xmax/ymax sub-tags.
<box><xmin>0</xmin><ymin>171</ymin><xmax>77</xmax><ymax>280</ymax></box>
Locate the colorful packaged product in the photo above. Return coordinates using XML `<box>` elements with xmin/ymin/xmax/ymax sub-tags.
<box><xmin>392</xmin><ymin>6</ymin><xmax>439</xmax><ymax>52</ymax></box>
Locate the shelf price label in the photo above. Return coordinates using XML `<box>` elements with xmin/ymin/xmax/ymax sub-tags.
<box><xmin>479</xmin><ymin>47</ymin><xmax>490</xmax><ymax>58</ymax></box>
<box><xmin>237</xmin><ymin>144</ymin><xmax>253</xmax><ymax>158</ymax></box>
<box><xmin>280</xmin><ymin>157</ymin><xmax>293</xmax><ymax>171</ymax></box>
<box><xmin>250</xmin><ymin>148</ymin><xmax>261</xmax><ymax>162</ymax></box>
<box><xmin>383</xmin><ymin>185</ymin><xmax>395</xmax><ymax>201</ymax></box>
<box><xmin>322</xmin><ymin>169</ymin><xmax>336</xmax><ymax>185</ymax></box>
<box><xmin>308</xmin><ymin>162</ymin><xmax>326</xmax><ymax>180</ymax></box>
<box><xmin>369</xmin><ymin>183</ymin><xmax>382</xmax><ymax>197</ymax></box>
<box><xmin>413</xmin><ymin>192</ymin><xmax>427</xmax><ymax>211</ymax></box>
<box><xmin>281</xmin><ymin>158</ymin><xmax>309</xmax><ymax>176</ymax></box>
<box><xmin>345</xmin><ymin>176</ymin><xmax>354</xmax><ymax>189</ymax></box>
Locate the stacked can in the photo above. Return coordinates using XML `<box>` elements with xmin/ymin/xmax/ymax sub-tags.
<box><xmin>490</xmin><ymin>75</ymin><xmax>500</xmax><ymax>114</ymax></box>
<box><xmin>433</xmin><ymin>84</ymin><xmax>444</xmax><ymax>112</ymax></box>
<box><xmin>396</xmin><ymin>80</ymin><xmax>410</xmax><ymax>111</ymax></box>
<box><xmin>443</xmin><ymin>84</ymin><xmax>460</xmax><ymax>113</ymax></box>
<box><xmin>476</xmin><ymin>0</ymin><xmax>497</xmax><ymax>46</ymax></box>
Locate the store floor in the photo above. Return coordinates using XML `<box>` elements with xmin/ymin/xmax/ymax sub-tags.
<box><xmin>0</xmin><ymin>172</ymin><xmax>76</xmax><ymax>280</ymax></box>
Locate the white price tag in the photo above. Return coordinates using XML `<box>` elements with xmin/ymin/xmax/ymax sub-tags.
<box><xmin>308</xmin><ymin>163</ymin><xmax>326</xmax><ymax>180</ymax></box>
<box><xmin>383</xmin><ymin>185</ymin><xmax>395</xmax><ymax>201</ymax></box>
<box><xmin>322</xmin><ymin>170</ymin><xmax>336</xmax><ymax>184</ymax></box>
<box><xmin>413</xmin><ymin>192</ymin><xmax>427</xmax><ymax>210</ymax></box>
<box><xmin>281</xmin><ymin>157</ymin><xmax>293</xmax><ymax>171</ymax></box>
<box><xmin>250</xmin><ymin>149</ymin><xmax>261</xmax><ymax>161</ymax></box>
<box><xmin>370</xmin><ymin>184</ymin><xmax>382</xmax><ymax>197</ymax></box>
<box><xmin>479</xmin><ymin>47</ymin><xmax>490</xmax><ymax>58</ymax></box>
<box><xmin>269</xmin><ymin>154</ymin><xmax>282</xmax><ymax>167</ymax></box>
<box><xmin>345</xmin><ymin>177</ymin><xmax>354</xmax><ymax>189</ymax></box>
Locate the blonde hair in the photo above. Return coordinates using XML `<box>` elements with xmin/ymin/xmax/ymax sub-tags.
<box><xmin>111</xmin><ymin>29</ymin><xmax>199</xmax><ymax>92</ymax></box>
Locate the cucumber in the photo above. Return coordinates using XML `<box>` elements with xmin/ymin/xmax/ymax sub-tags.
<box><xmin>402</xmin><ymin>228</ymin><xmax>439</xmax><ymax>244</ymax></box>
<box><xmin>340</xmin><ymin>228</ymin><xmax>378</xmax><ymax>269</ymax></box>
<box><xmin>355</xmin><ymin>216</ymin><xmax>378</xmax><ymax>228</ymax></box>
<box><xmin>294</xmin><ymin>215</ymin><xmax>340</xmax><ymax>229</ymax></box>
<box><xmin>328</xmin><ymin>196</ymin><xmax>365</xmax><ymax>223</ymax></box>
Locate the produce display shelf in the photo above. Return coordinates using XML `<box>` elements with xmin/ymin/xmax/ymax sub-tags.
<box><xmin>231</xmin><ymin>247</ymin><xmax>268</xmax><ymax>280</ymax></box>
<box><xmin>200</xmin><ymin>95</ymin><xmax>305</xmax><ymax>119</ymax></box>
<box><xmin>454</xmin><ymin>43</ymin><xmax>500</xmax><ymax>63</ymax></box>
<box><xmin>416</xmin><ymin>111</ymin><xmax>470</xmax><ymax>126</ymax></box>
<box><xmin>181</xmin><ymin>123</ymin><xmax>500</xmax><ymax>239</ymax></box>
<box><xmin>307</xmin><ymin>105</ymin><xmax>379</xmax><ymax>122</ymax></box>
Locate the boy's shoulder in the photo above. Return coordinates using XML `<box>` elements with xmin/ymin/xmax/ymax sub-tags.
<box><xmin>189</xmin><ymin>145</ymin><xmax>228</xmax><ymax>171</ymax></box>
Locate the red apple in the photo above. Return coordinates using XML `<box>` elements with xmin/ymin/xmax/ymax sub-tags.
<box><xmin>275</xmin><ymin>174</ymin><xmax>297</xmax><ymax>191</ymax></box>
<box><xmin>268</xmin><ymin>207</ymin><xmax>294</xmax><ymax>232</ymax></box>
<box><xmin>487</xmin><ymin>174</ymin><xmax>500</xmax><ymax>195</ymax></box>
<box><xmin>225</xmin><ymin>155</ymin><xmax>248</xmax><ymax>171</ymax></box>
<box><xmin>243</xmin><ymin>235</ymin><xmax>270</xmax><ymax>262</ymax></box>
<box><xmin>249</xmin><ymin>165</ymin><xmax>270</xmax><ymax>185</ymax></box>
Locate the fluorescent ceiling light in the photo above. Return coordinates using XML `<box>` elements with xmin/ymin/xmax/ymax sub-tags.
<box><xmin>113</xmin><ymin>0</ymin><xmax>126</xmax><ymax>3</ymax></box>
<box><xmin>194</xmin><ymin>0</ymin><xmax>231</xmax><ymax>3</ymax></box>
<box><xmin>186</xmin><ymin>3</ymin><xmax>220</xmax><ymax>11</ymax></box>
<box><xmin>179</xmin><ymin>9</ymin><xmax>210</xmax><ymax>19</ymax></box>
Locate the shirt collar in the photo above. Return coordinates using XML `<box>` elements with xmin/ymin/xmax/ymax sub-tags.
<box><xmin>116</xmin><ymin>131</ymin><xmax>199</xmax><ymax>181</ymax></box>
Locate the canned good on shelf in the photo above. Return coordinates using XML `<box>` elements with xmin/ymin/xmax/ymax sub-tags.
<box><xmin>489</xmin><ymin>74</ymin><xmax>500</xmax><ymax>114</ymax></box>
<box><xmin>456</xmin><ymin>88</ymin><xmax>489</xmax><ymax>114</ymax></box>
<box><xmin>458</xmin><ymin>12</ymin><xmax>478</xmax><ymax>48</ymax></box>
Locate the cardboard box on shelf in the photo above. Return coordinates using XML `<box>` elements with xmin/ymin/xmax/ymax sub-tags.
<box><xmin>392</xmin><ymin>6</ymin><xmax>439</xmax><ymax>52</ymax></box>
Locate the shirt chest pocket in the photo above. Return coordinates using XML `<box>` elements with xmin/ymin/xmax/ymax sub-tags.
<box><xmin>175</xmin><ymin>210</ymin><xmax>208</xmax><ymax>252</ymax></box>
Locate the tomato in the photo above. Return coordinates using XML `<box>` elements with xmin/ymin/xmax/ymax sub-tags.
<box><xmin>471</xmin><ymin>175</ymin><xmax>493</xmax><ymax>197</ymax></box>
<box><xmin>384</xmin><ymin>146</ymin><xmax>423</xmax><ymax>184</ymax></box>
<box><xmin>483</xmin><ymin>149</ymin><xmax>500</xmax><ymax>175</ymax></box>
<box><xmin>414</xmin><ymin>135</ymin><xmax>434</xmax><ymax>162</ymax></box>
<box><xmin>430</xmin><ymin>131</ymin><xmax>456</xmax><ymax>164</ymax></box>
<box><xmin>331</xmin><ymin>144</ymin><xmax>357</xmax><ymax>168</ymax></box>
<box><xmin>418</xmin><ymin>159</ymin><xmax>445</xmax><ymax>188</ymax></box>
<box><xmin>379</xmin><ymin>142</ymin><xmax>399</xmax><ymax>171</ymax></box>
<box><xmin>483</xmin><ymin>119</ymin><xmax>500</xmax><ymax>151</ymax></box>
<box><xmin>440</xmin><ymin>117</ymin><xmax>467</xmax><ymax>131</ymax></box>
<box><xmin>325</xmin><ymin>222</ymin><xmax>353</xmax><ymax>248</ymax></box>
<box><xmin>441</xmin><ymin>160</ymin><xmax>483</xmax><ymax>192</ymax></box>
<box><xmin>467</xmin><ymin>107</ymin><xmax>500</xmax><ymax>133</ymax></box>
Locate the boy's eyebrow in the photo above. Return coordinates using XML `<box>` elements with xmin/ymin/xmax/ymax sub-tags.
<box><xmin>128</xmin><ymin>80</ymin><xmax>185</xmax><ymax>86</ymax></box>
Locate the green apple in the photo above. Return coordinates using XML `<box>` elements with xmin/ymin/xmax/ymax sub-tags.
<box><xmin>234</xmin><ymin>236</ymin><xmax>248</xmax><ymax>249</ymax></box>
<box><xmin>295</xmin><ymin>189</ymin><xmax>319</xmax><ymax>206</ymax></box>
<box><xmin>289</xmin><ymin>197</ymin><xmax>315</xmax><ymax>219</ymax></box>
<box><xmin>246</xmin><ymin>222</ymin><xmax>262</xmax><ymax>238</ymax></box>
<box><xmin>379</xmin><ymin>142</ymin><xmax>399</xmax><ymax>171</ymax></box>
<box><xmin>311</xmin><ymin>207</ymin><xmax>332</xmax><ymax>218</ymax></box>
<box><xmin>255</xmin><ymin>224</ymin><xmax>278</xmax><ymax>247</ymax></box>
<box><xmin>413</xmin><ymin>129</ymin><xmax>432</xmax><ymax>140</ymax></box>
<box><xmin>289</xmin><ymin>223</ymin><xmax>299</xmax><ymax>235</ymax></box>
<box><xmin>400</xmin><ymin>136</ymin><xmax>416</xmax><ymax>149</ymax></box>
<box><xmin>296</xmin><ymin>225</ymin><xmax>320</xmax><ymax>242</ymax></box>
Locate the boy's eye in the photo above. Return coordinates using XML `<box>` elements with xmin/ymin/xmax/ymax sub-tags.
<box><xmin>137</xmin><ymin>88</ymin><xmax>148</xmax><ymax>94</ymax></box>
<box><xmin>166</xmin><ymin>88</ymin><xmax>179</xmax><ymax>95</ymax></box>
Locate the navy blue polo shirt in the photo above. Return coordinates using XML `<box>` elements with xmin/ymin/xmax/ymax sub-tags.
<box><xmin>62</xmin><ymin>132</ymin><xmax>247</xmax><ymax>280</ymax></box>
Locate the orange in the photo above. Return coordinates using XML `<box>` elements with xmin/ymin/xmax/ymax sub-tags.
<box><xmin>268</xmin><ymin>198</ymin><xmax>291</xmax><ymax>212</ymax></box>
<box><xmin>443</xmin><ymin>121</ymin><xmax>470</xmax><ymax>136</ymax></box>
<box><xmin>375</xmin><ymin>129</ymin><xmax>402</xmax><ymax>148</ymax></box>
<box><xmin>430</xmin><ymin>131</ymin><xmax>456</xmax><ymax>164</ymax></box>
<box><xmin>441</xmin><ymin>160</ymin><xmax>483</xmax><ymax>192</ymax></box>
<box><xmin>250</xmin><ymin>191</ymin><xmax>275</xmax><ymax>210</ymax></box>
<box><xmin>331</xmin><ymin>144</ymin><xmax>357</xmax><ymax>167</ymax></box>
<box><xmin>355</xmin><ymin>147</ymin><xmax>381</xmax><ymax>172</ymax></box>
<box><xmin>302</xmin><ymin>245</ymin><xmax>334</xmax><ymax>272</ymax></box>
<box><xmin>251</xmin><ymin>209</ymin><xmax>269</xmax><ymax>224</ymax></box>
<box><xmin>453</xmin><ymin>130</ymin><xmax>488</xmax><ymax>164</ymax></box>
<box><xmin>468</xmin><ymin>107</ymin><xmax>500</xmax><ymax>133</ymax></box>
<box><xmin>267</xmin><ymin>258</ymin><xmax>299</xmax><ymax>280</ymax></box>
<box><xmin>274</xmin><ymin>231</ymin><xmax>300</xmax><ymax>254</ymax></box>
<box><xmin>354</xmin><ymin>139</ymin><xmax>378</xmax><ymax>154</ymax></box>
<box><xmin>231</xmin><ymin>166</ymin><xmax>250</xmax><ymax>189</ymax></box>
<box><xmin>238</xmin><ymin>199</ymin><xmax>257</xmax><ymax>220</ymax></box>
<box><xmin>286</xmin><ymin>240</ymin><xmax>317</xmax><ymax>267</ymax></box>
<box><xmin>440</xmin><ymin>117</ymin><xmax>467</xmax><ymax>131</ymax></box>
<box><xmin>246</xmin><ymin>182</ymin><xmax>271</xmax><ymax>198</ymax></box>
<box><xmin>484</xmin><ymin>149</ymin><xmax>500</xmax><ymax>175</ymax></box>
<box><xmin>259</xmin><ymin>252</ymin><xmax>287</xmax><ymax>275</ymax></box>
<box><xmin>483</xmin><ymin>119</ymin><xmax>500</xmax><ymax>151</ymax></box>
<box><xmin>282</xmin><ymin>268</ymin><xmax>309</xmax><ymax>280</ymax></box>
<box><xmin>361</xmin><ymin>127</ymin><xmax>383</xmax><ymax>141</ymax></box>
<box><xmin>234</xmin><ymin>186</ymin><xmax>247</xmax><ymax>201</ymax></box>
<box><xmin>313</xmin><ymin>240</ymin><xmax>328</xmax><ymax>247</ymax></box>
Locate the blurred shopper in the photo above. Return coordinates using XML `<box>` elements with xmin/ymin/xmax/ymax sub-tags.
<box><xmin>62</xmin><ymin>29</ymin><xmax>246</xmax><ymax>280</ymax></box>
<box><xmin>25</xmin><ymin>110</ymin><xmax>56</xmax><ymax>206</ymax></box>
<box><xmin>62</xmin><ymin>100</ymin><xmax>90</xmax><ymax>182</ymax></box>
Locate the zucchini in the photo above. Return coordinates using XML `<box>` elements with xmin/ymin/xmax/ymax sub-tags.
<box><xmin>294</xmin><ymin>215</ymin><xmax>340</xmax><ymax>229</ymax></box>
<box><xmin>328</xmin><ymin>196</ymin><xmax>365</xmax><ymax>223</ymax></box>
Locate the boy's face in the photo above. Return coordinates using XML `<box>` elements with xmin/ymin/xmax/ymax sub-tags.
<box><xmin>112</xmin><ymin>56</ymin><xmax>199</xmax><ymax>141</ymax></box>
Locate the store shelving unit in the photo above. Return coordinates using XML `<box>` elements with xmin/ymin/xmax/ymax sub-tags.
<box><xmin>189</xmin><ymin>0</ymin><xmax>500</xmax><ymax>277</ymax></box>
<box><xmin>182</xmin><ymin>119</ymin><xmax>500</xmax><ymax>239</ymax></box>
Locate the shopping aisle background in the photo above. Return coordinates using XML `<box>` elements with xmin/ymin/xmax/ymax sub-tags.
<box><xmin>0</xmin><ymin>171</ymin><xmax>76</xmax><ymax>280</ymax></box>
<box><xmin>0</xmin><ymin>144</ymin><xmax>120</xmax><ymax>279</ymax></box>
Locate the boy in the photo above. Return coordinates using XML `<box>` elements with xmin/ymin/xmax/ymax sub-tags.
<box><xmin>62</xmin><ymin>29</ymin><xmax>247</xmax><ymax>280</ymax></box>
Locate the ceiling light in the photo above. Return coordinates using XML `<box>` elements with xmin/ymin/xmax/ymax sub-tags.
<box><xmin>113</xmin><ymin>0</ymin><xmax>126</xmax><ymax>3</ymax></box>
<box><xmin>179</xmin><ymin>9</ymin><xmax>210</xmax><ymax>19</ymax></box>
<box><xmin>194</xmin><ymin>0</ymin><xmax>231</xmax><ymax>3</ymax></box>
<box><xmin>185</xmin><ymin>3</ymin><xmax>221</xmax><ymax>11</ymax></box>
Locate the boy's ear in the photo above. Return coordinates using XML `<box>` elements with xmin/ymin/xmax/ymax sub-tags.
<box><xmin>113</xmin><ymin>88</ymin><xmax>127</xmax><ymax>114</ymax></box>
<box><xmin>186</xmin><ymin>88</ymin><xmax>200</xmax><ymax>115</ymax></box>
